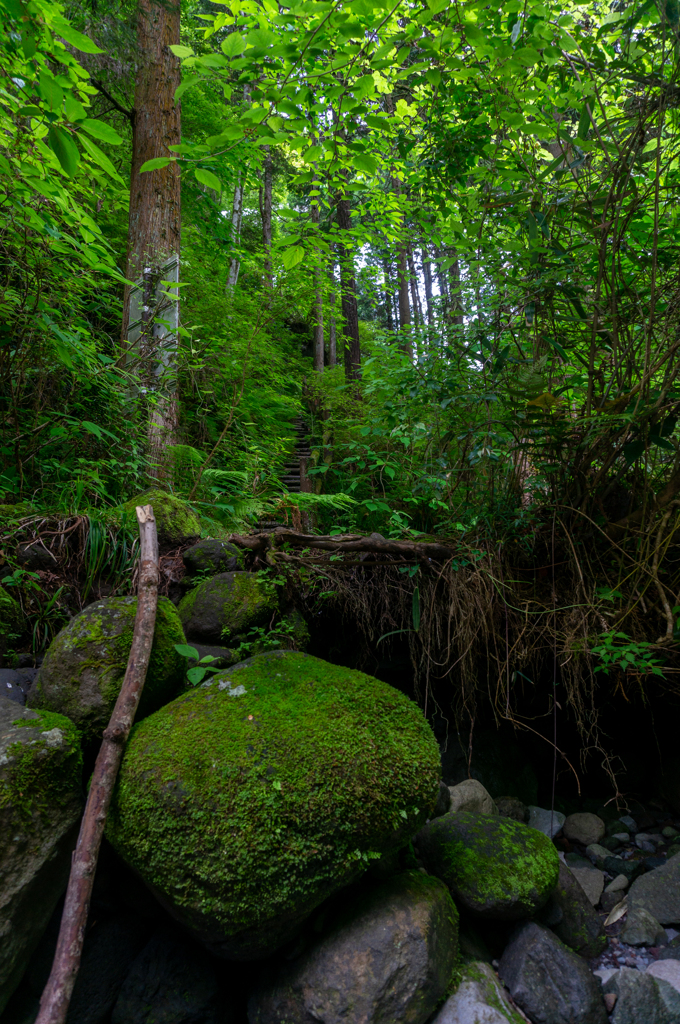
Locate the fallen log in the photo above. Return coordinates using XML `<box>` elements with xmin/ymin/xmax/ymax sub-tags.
<box><xmin>228</xmin><ymin>528</ymin><xmax>459</xmax><ymax>562</ymax></box>
<box><xmin>35</xmin><ymin>505</ymin><xmax>159</xmax><ymax>1024</ymax></box>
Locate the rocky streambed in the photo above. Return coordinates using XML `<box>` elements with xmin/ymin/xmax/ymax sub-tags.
<box><xmin>2</xmin><ymin>532</ymin><xmax>680</xmax><ymax>1023</ymax></box>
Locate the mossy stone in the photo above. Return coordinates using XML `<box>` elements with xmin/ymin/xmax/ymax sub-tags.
<box><xmin>107</xmin><ymin>651</ymin><xmax>442</xmax><ymax>960</ymax></box>
<box><xmin>0</xmin><ymin>589</ymin><xmax>21</xmax><ymax>664</ymax></box>
<box><xmin>416</xmin><ymin>810</ymin><xmax>559</xmax><ymax>921</ymax></box>
<box><xmin>28</xmin><ymin>596</ymin><xmax>186</xmax><ymax>745</ymax></box>
<box><xmin>178</xmin><ymin>571</ymin><xmax>278</xmax><ymax>644</ymax></box>
<box><xmin>0</xmin><ymin>699</ymin><xmax>83</xmax><ymax>1013</ymax></box>
<box><xmin>118</xmin><ymin>490</ymin><xmax>201</xmax><ymax>546</ymax></box>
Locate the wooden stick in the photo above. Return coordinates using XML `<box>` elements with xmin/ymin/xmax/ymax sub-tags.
<box><xmin>228</xmin><ymin>527</ymin><xmax>459</xmax><ymax>561</ymax></box>
<box><xmin>35</xmin><ymin>505</ymin><xmax>159</xmax><ymax>1024</ymax></box>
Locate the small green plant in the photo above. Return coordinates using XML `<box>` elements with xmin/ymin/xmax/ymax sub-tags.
<box><xmin>231</xmin><ymin>619</ymin><xmax>297</xmax><ymax>659</ymax></box>
<box><xmin>174</xmin><ymin>644</ymin><xmax>221</xmax><ymax>686</ymax></box>
<box><xmin>591</xmin><ymin>632</ymin><xmax>665</xmax><ymax>677</ymax></box>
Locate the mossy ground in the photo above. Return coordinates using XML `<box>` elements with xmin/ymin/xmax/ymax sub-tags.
<box><xmin>107</xmin><ymin>651</ymin><xmax>441</xmax><ymax>946</ymax></box>
<box><xmin>29</xmin><ymin>596</ymin><xmax>186</xmax><ymax>743</ymax></box>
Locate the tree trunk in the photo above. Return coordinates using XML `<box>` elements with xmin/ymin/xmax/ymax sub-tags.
<box><xmin>259</xmin><ymin>145</ymin><xmax>273</xmax><ymax>291</ymax></box>
<box><xmin>328</xmin><ymin>264</ymin><xmax>337</xmax><ymax>367</ymax></box>
<box><xmin>397</xmin><ymin>246</ymin><xmax>411</xmax><ymax>357</ymax></box>
<box><xmin>382</xmin><ymin>256</ymin><xmax>394</xmax><ymax>331</ymax></box>
<box><xmin>408</xmin><ymin>248</ymin><xmax>422</xmax><ymax>325</ymax></box>
<box><xmin>35</xmin><ymin>506</ymin><xmax>160</xmax><ymax>1024</ymax></box>
<box><xmin>422</xmin><ymin>247</ymin><xmax>433</xmax><ymax>324</ymax></box>
<box><xmin>311</xmin><ymin>201</ymin><xmax>324</xmax><ymax>372</ymax></box>
<box><xmin>226</xmin><ymin>170</ymin><xmax>244</xmax><ymax>290</ymax></box>
<box><xmin>335</xmin><ymin>198</ymin><xmax>361</xmax><ymax>381</ymax></box>
<box><xmin>448</xmin><ymin>252</ymin><xmax>464</xmax><ymax>326</ymax></box>
<box><xmin>122</xmin><ymin>0</ymin><xmax>181</xmax><ymax>468</ymax></box>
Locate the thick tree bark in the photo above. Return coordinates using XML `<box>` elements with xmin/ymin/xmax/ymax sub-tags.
<box><xmin>335</xmin><ymin>197</ymin><xmax>361</xmax><ymax>381</ymax></box>
<box><xmin>122</xmin><ymin>0</ymin><xmax>181</xmax><ymax>341</ymax></box>
<box><xmin>397</xmin><ymin>246</ymin><xmax>411</xmax><ymax>356</ymax></box>
<box><xmin>35</xmin><ymin>507</ymin><xmax>160</xmax><ymax>1024</ymax></box>
<box><xmin>259</xmin><ymin>145</ymin><xmax>273</xmax><ymax>291</ymax></box>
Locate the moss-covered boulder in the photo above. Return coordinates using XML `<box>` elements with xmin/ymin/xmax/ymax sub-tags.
<box><xmin>118</xmin><ymin>490</ymin><xmax>201</xmax><ymax>547</ymax></box>
<box><xmin>0</xmin><ymin>589</ymin><xmax>21</xmax><ymax>665</ymax></box>
<box><xmin>0</xmin><ymin>698</ymin><xmax>83</xmax><ymax>1014</ymax></box>
<box><xmin>416</xmin><ymin>811</ymin><xmax>559</xmax><ymax>921</ymax></box>
<box><xmin>182</xmin><ymin>540</ymin><xmax>244</xmax><ymax>577</ymax></box>
<box><xmin>178</xmin><ymin>571</ymin><xmax>278</xmax><ymax>644</ymax></box>
<box><xmin>107</xmin><ymin>651</ymin><xmax>441</xmax><ymax>960</ymax></box>
<box><xmin>28</xmin><ymin>597</ymin><xmax>186</xmax><ymax>745</ymax></box>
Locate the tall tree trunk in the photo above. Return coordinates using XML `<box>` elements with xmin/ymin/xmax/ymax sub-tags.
<box><xmin>311</xmin><ymin>201</ymin><xmax>324</xmax><ymax>372</ymax></box>
<box><xmin>226</xmin><ymin>170</ymin><xmax>244</xmax><ymax>290</ymax></box>
<box><xmin>259</xmin><ymin>145</ymin><xmax>273</xmax><ymax>291</ymax></box>
<box><xmin>335</xmin><ymin>197</ymin><xmax>361</xmax><ymax>381</ymax></box>
<box><xmin>422</xmin><ymin>247</ymin><xmax>433</xmax><ymax>323</ymax></box>
<box><xmin>328</xmin><ymin>263</ymin><xmax>337</xmax><ymax>367</ymax></box>
<box><xmin>434</xmin><ymin>246</ymin><xmax>449</xmax><ymax>303</ymax></box>
<box><xmin>382</xmin><ymin>256</ymin><xmax>394</xmax><ymax>331</ymax></box>
<box><xmin>122</xmin><ymin>0</ymin><xmax>181</xmax><ymax>470</ymax></box>
<box><xmin>397</xmin><ymin>246</ymin><xmax>411</xmax><ymax>356</ymax></box>
<box><xmin>408</xmin><ymin>248</ymin><xmax>422</xmax><ymax>325</ymax></box>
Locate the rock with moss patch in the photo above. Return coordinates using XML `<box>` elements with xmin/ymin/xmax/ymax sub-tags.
<box><xmin>248</xmin><ymin>871</ymin><xmax>458</xmax><ymax>1024</ymax></box>
<box><xmin>182</xmin><ymin>540</ymin><xmax>244</xmax><ymax>577</ymax></box>
<box><xmin>0</xmin><ymin>697</ymin><xmax>83</xmax><ymax>1014</ymax></box>
<box><xmin>178</xmin><ymin>571</ymin><xmax>278</xmax><ymax>645</ymax></box>
<box><xmin>118</xmin><ymin>490</ymin><xmax>201</xmax><ymax>547</ymax></box>
<box><xmin>107</xmin><ymin>651</ymin><xmax>441</xmax><ymax>960</ymax></box>
<box><xmin>0</xmin><ymin>589</ymin><xmax>21</xmax><ymax>665</ymax></box>
<box><xmin>416</xmin><ymin>810</ymin><xmax>559</xmax><ymax>920</ymax></box>
<box><xmin>536</xmin><ymin>861</ymin><xmax>606</xmax><ymax>958</ymax></box>
<box><xmin>430</xmin><ymin>960</ymin><xmax>526</xmax><ymax>1024</ymax></box>
<box><xmin>28</xmin><ymin>597</ymin><xmax>186</xmax><ymax>745</ymax></box>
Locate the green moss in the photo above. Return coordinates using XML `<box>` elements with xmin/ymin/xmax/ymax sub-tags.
<box><xmin>107</xmin><ymin>651</ymin><xmax>441</xmax><ymax>954</ymax></box>
<box><xmin>1</xmin><ymin>708</ymin><xmax>82</xmax><ymax>827</ymax></box>
<box><xmin>0</xmin><ymin>587</ymin><xmax>21</xmax><ymax>662</ymax></box>
<box><xmin>29</xmin><ymin>596</ymin><xmax>186</xmax><ymax>743</ymax></box>
<box><xmin>178</xmin><ymin>571</ymin><xmax>278</xmax><ymax>643</ymax></box>
<box><xmin>117</xmin><ymin>490</ymin><xmax>201</xmax><ymax>546</ymax></box>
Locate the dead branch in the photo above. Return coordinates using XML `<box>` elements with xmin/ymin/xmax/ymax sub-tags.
<box><xmin>228</xmin><ymin>528</ymin><xmax>459</xmax><ymax>561</ymax></box>
<box><xmin>35</xmin><ymin>505</ymin><xmax>160</xmax><ymax>1024</ymax></box>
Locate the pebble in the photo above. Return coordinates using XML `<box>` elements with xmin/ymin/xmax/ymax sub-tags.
<box><xmin>619</xmin><ymin>815</ymin><xmax>638</xmax><ymax>832</ymax></box>
<box><xmin>605</xmin><ymin>874</ymin><xmax>629</xmax><ymax>893</ymax></box>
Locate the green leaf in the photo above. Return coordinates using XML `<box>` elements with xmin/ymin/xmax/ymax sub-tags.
<box><xmin>303</xmin><ymin>145</ymin><xmax>323</xmax><ymax>164</ymax></box>
<box><xmin>281</xmin><ymin>245</ymin><xmax>305</xmax><ymax>269</ymax></box>
<box><xmin>577</xmin><ymin>103</ymin><xmax>591</xmax><ymax>141</ymax></box>
<box><xmin>175</xmin><ymin>643</ymin><xmax>200</xmax><ymax>659</ymax></box>
<box><xmin>221</xmin><ymin>33</ymin><xmax>247</xmax><ymax>57</ymax></box>
<box><xmin>64</xmin><ymin>94</ymin><xmax>86</xmax><ymax>123</ymax></box>
<box><xmin>187</xmin><ymin>666</ymin><xmax>207</xmax><ymax>685</ymax></box>
<box><xmin>170</xmin><ymin>44</ymin><xmax>195</xmax><ymax>57</ymax></box>
<box><xmin>47</xmin><ymin>126</ymin><xmax>80</xmax><ymax>177</ymax></box>
<box><xmin>195</xmin><ymin>167</ymin><xmax>222</xmax><ymax>192</ymax></box>
<box><xmin>79</xmin><ymin>134</ymin><xmax>123</xmax><ymax>181</ymax></box>
<box><xmin>351</xmin><ymin>153</ymin><xmax>378</xmax><ymax>174</ymax></box>
<box><xmin>175</xmin><ymin>76</ymin><xmax>202</xmax><ymax>101</ymax></box>
<box><xmin>139</xmin><ymin>157</ymin><xmax>173</xmax><ymax>173</ymax></box>
<box><xmin>513</xmin><ymin>46</ymin><xmax>541</xmax><ymax>65</ymax></box>
<box><xmin>80</xmin><ymin>119</ymin><xmax>124</xmax><ymax>145</ymax></box>
<box><xmin>246</xmin><ymin>27</ymin><xmax>277</xmax><ymax>47</ymax></box>
<box><xmin>50</xmin><ymin>14</ymin><xmax>104</xmax><ymax>53</ymax></box>
<box><xmin>39</xmin><ymin>72</ymin><xmax>63</xmax><ymax>112</ymax></box>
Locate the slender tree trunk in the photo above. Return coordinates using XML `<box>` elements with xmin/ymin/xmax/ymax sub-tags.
<box><xmin>35</xmin><ymin>506</ymin><xmax>159</xmax><ymax>1024</ymax></box>
<box><xmin>382</xmin><ymin>256</ymin><xmax>394</xmax><ymax>331</ymax></box>
<box><xmin>311</xmin><ymin>201</ymin><xmax>324</xmax><ymax>372</ymax></box>
<box><xmin>336</xmin><ymin>197</ymin><xmax>361</xmax><ymax>381</ymax></box>
<box><xmin>434</xmin><ymin>246</ymin><xmax>449</xmax><ymax>302</ymax></box>
<box><xmin>328</xmin><ymin>263</ymin><xmax>337</xmax><ymax>367</ymax></box>
<box><xmin>408</xmin><ymin>248</ymin><xmax>422</xmax><ymax>325</ymax></box>
<box><xmin>449</xmin><ymin>252</ymin><xmax>464</xmax><ymax>326</ymax></box>
<box><xmin>121</xmin><ymin>0</ymin><xmax>181</xmax><ymax>468</ymax></box>
<box><xmin>422</xmin><ymin>247</ymin><xmax>433</xmax><ymax>324</ymax></box>
<box><xmin>259</xmin><ymin>145</ymin><xmax>273</xmax><ymax>291</ymax></box>
<box><xmin>226</xmin><ymin>170</ymin><xmax>244</xmax><ymax>290</ymax></box>
<box><xmin>397</xmin><ymin>246</ymin><xmax>411</xmax><ymax>357</ymax></box>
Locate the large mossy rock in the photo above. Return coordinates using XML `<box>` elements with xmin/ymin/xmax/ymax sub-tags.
<box><xmin>107</xmin><ymin>651</ymin><xmax>441</xmax><ymax>960</ymax></box>
<box><xmin>118</xmin><ymin>490</ymin><xmax>201</xmax><ymax>547</ymax></box>
<box><xmin>416</xmin><ymin>810</ymin><xmax>559</xmax><ymax>920</ymax></box>
<box><xmin>178</xmin><ymin>571</ymin><xmax>278</xmax><ymax>644</ymax></box>
<box><xmin>249</xmin><ymin>871</ymin><xmax>458</xmax><ymax>1024</ymax></box>
<box><xmin>28</xmin><ymin>597</ymin><xmax>186</xmax><ymax>745</ymax></box>
<box><xmin>0</xmin><ymin>588</ymin><xmax>21</xmax><ymax>665</ymax></box>
<box><xmin>0</xmin><ymin>698</ymin><xmax>83</xmax><ymax>1014</ymax></box>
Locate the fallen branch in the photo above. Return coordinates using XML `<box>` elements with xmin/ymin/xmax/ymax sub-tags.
<box><xmin>229</xmin><ymin>528</ymin><xmax>459</xmax><ymax>562</ymax></box>
<box><xmin>35</xmin><ymin>505</ymin><xmax>160</xmax><ymax>1024</ymax></box>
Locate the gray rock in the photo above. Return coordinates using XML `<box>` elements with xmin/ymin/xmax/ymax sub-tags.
<box><xmin>603</xmin><ymin>856</ymin><xmax>645</xmax><ymax>883</ymax></box>
<box><xmin>498</xmin><ymin>920</ymin><xmax>607</xmax><ymax>1024</ymax></box>
<box><xmin>16</xmin><ymin>542</ymin><xmax>58</xmax><ymax>571</ymax></box>
<box><xmin>448</xmin><ymin>778</ymin><xmax>498</xmax><ymax>816</ymax></box>
<box><xmin>567</xmin><ymin>861</ymin><xmax>605</xmax><ymax>907</ymax></box>
<box><xmin>605</xmin><ymin>874</ymin><xmax>629</xmax><ymax>894</ymax></box>
<box><xmin>0</xmin><ymin>670</ymin><xmax>25</xmax><ymax>706</ymax></box>
<box><xmin>536</xmin><ymin>862</ymin><xmax>606</xmax><ymax>958</ymax></box>
<box><xmin>603</xmin><ymin>967</ymin><xmax>680</xmax><ymax>1023</ymax></box>
<box><xmin>0</xmin><ymin>698</ymin><xmax>83</xmax><ymax>1015</ymax></box>
<box><xmin>619</xmin><ymin>816</ymin><xmax>638</xmax><ymax>832</ymax></box>
<box><xmin>182</xmin><ymin>540</ymin><xmax>244</xmax><ymax>577</ymax></box>
<box><xmin>601</xmin><ymin>891</ymin><xmax>623</xmax><ymax>914</ymax></box>
<box><xmin>620</xmin><ymin>907</ymin><xmax>667</xmax><ymax>947</ymax></box>
<box><xmin>66</xmin><ymin>915</ymin><xmax>150</xmax><ymax>1024</ymax></box>
<box><xmin>496</xmin><ymin>796</ymin><xmax>529</xmax><ymax>823</ymax></box>
<box><xmin>178</xmin><ymin>571</ymin><xmax>278</xmax><ymax>644</ymax></box>
<box><xmin>28</xmin><ymin>597</ymin><xmax>186</xmax><ymax>745</ymax></box>
<box><xmin>112</xmin><ymin>928</ymin><xmax>231</xmax><ymax>1024</ymax></box>
<box><xmin>586</xmin><ymin>843</ymin><xmax>611</xmax><ymax>869</ymax></box>
<box><xmin>528</xmin><ymin>806</ymin><xmax>566</xmax><ymax>838</ymax></box>
<box><xmin>628</xmin><ymin>853</ymin><xmax>680</xmax><ymax>925</ymax></box>
<box><xmin>248</xmin><ymin>871</ymin><xmax>459</xmax><ymax>1024</ymax></box>
<box><xmin>647</xmin><ymin>960</ymin><xmax>680</xmax><ymax>994</ymax></box>
<box><xmin>430</xmin><ymin>960</ymin><xmax>525</xmax><ymax>1023</ymax></box>
<box><xmin>432</xmin><ymin>780</ymin><xmax>451</xmax><ymax>818</ymax></box>
<box><xmin>417</xmin><ymin>811</ymin><xmax>559</xmax><ymax>921</ymax></box>
<box><xmin>564</xmin><ymin>813</ymin><xmax>606</xmax><ymax>847</ymax></box>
